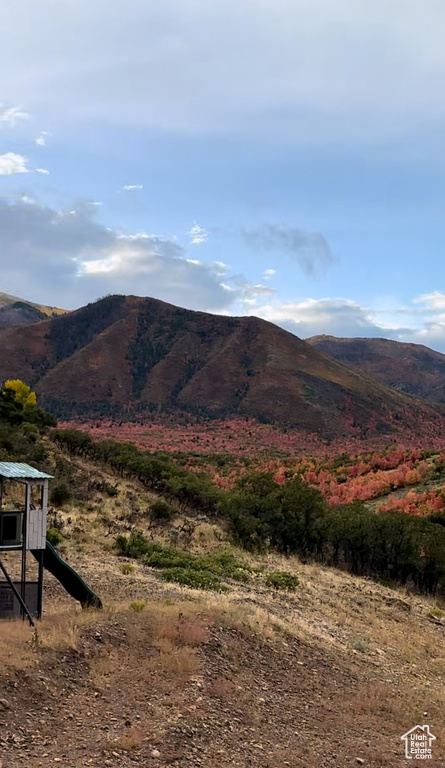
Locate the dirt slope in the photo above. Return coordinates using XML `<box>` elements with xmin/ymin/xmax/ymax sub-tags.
<box><xmin>1</xmin><ymin>548</ymin><xmax>445</xmax><ymax>767</ymax></box>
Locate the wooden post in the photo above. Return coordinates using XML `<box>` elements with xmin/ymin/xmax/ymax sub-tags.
<box><xmin>37</xmin><ymin>482</ymin><xmax>46</xmax><ymax>619</ymax></box>
<box><xmin>0</xmin><ymin>478</ymin><xmax>3</xmax><ymax>547</ymax></box>
<box><xmin>37</xmin><ymin>549</ymin><xmax>44</xmax><ymax>619</ymax></box>
<box><xmin>20</xmin><ymin>481</ymin><xmax>30</xmax><ymax>619</ymax></box>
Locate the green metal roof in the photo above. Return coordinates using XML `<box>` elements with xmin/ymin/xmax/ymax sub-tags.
<box><xmin>0</xmin><ymin>462</ymin><xmax>53</xmax><ymax>480</ymax></box>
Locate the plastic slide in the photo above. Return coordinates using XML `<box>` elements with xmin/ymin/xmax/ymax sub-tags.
<box><xmin>31</xmin><ymin>541</ymin><xmax>103</xmax><ymax>609</ymax></box>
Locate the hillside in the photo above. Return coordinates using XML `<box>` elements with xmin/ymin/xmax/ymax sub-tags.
<box><xmin>1</xmin><ymin>391</ymin><xmax>445</xmax><ymax>764</ymax></box>
<box><xmin>307</xmin><ymin>335</ymin><xmax>445</xmax><ymax>405</ymax></box>
<box><xmin>0</xmin><ymin>292</ymin><xmax>67</xmax><ymax>329</ymax></box>
<box><xmin>0</xmin><ymin>294</ymin><xmax>445</xmax><ymax>441</ymax></box>
<box><xmin>1</xmin><ymin>445</ymin><xmax>445</xmax><ymax>766</ymax></box>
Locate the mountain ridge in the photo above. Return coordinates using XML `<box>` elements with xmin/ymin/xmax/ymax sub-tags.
<box><xmin>0</xmin><ymin>292</ymin><xmax>67</xmax><ymax>329</ymax></box>
<box><xmin>307</xmin><ymin>334</ymin><xmax>445</xmax><ymax>405</ymax></box>
<box><xmin>1</xmin><ymin>294</ymin><xmax>444</xmax><ymax>441</ymax></box>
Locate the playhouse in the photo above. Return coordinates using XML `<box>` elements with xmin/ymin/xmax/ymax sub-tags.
<box><xmin>0</xmin><ymin>462</ymin><xmax>52</xmax><ymax>624</ymax></box>
<box><xmin>0</xmin><ymin>462</ymin><xmax>101</xmax><ymax>624</ymax></box>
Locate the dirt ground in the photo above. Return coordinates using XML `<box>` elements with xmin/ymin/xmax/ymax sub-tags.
<box><xmin>1</xmin><ymin>542</ymin><xmax>445</xmax><ymax>768</ymax></box>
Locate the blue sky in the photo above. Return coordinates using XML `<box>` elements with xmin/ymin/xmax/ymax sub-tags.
<box><xmin>2</xmin><ymin>0</ymin><xmax>445</xmax><ymax>350</ymax></box>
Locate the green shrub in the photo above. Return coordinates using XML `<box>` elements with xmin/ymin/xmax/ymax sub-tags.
<box><xmin>113</xmin><ymin>534</ymin><xmax>250</xmax><ymax>589</ymax></box>
<box><xmin>218</xmin><ymin>471</ymin><xmax>326</xmax><ymax>555</ymax></box>
<box><xmin>46</xmin><ymin>527</ymin><xmax>64</xmax><ymax>547</ymax></box>
<box><xmin>50</xmin><ymin>483</ymin><xmax>72</xmax><ymax>507</ymax></box>
<box><xmin>113</xmin><ymin>530</ymin><xmax>154</xmax><ymax>558</ymax></box>
<box><xmin>428</xmin><ymin>607</ymin><xmax>444</xmax><ymax>619</ymax></box>
<box><xmin>150</xmin><ymin>500</ymin><xmax>175</xmax><ymax>522</ymax></box>
<box><xmin>143</xmin><ymin>548</ymin><xmax>197</xmax><ymax>569</ymax></box>
<box><xmin>265</xmin><ymin>571</ymin><xmax>299</xmax><ymax>591</ymax></box>
<box><xmin>348</xmin><ymin>635</ymin><xmax>369</xmax><ymax>653</ymax></box>
<box><xmin>160</xmin><ymin>567</ymin><xmax>228</xmax><ymax>591</ymax></box>
<box><xmin>203</xmin><ymin>550</ymin><xmax>251</xmax><ymax>582</ymax></box>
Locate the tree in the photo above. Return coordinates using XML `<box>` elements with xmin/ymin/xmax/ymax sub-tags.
<box><xmin>4</xmin><ymin>379</ymin><xmax>37</xmax><ymax>407</ymax></box>
<box><xmin>0</xmin><ymin>386</ymin><xmax>24</xmax><ymax>425</ymax></box>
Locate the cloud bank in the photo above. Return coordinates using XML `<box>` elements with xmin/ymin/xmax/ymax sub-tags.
<box><xmin>3</xmin><ymin>1</ymin><xmax>445</xmax><ymax>145</ymax></box>
<box><xmin>0</xmin><ymin>197</ymin><xmax>234</xmax><ymax>312</ymax></box>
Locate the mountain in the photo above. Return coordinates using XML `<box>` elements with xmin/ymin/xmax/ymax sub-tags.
<box><xmin>0</xmin><ymin>292</ymin><xmax>67</xmax><ymax>329</ymax></box>
<box><xmin>0</xmin><ymin>294</ymin><xmax>444</xmax><ymax>439</ymax></box>
<box><xmin>306</xmin><ymin>335</ymin><xmax>445</xmax><ymax>405</ymax></box>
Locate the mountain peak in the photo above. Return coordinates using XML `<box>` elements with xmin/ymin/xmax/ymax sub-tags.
<box><xmin>0</xmin><ymin>294</ymin><xmax>443</xmax><ymax>442</ymax></box>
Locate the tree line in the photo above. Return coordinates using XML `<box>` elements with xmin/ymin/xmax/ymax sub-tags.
<box><xmin>52</xmin><ymin>427</ymin><xmax>445</xmax><ymax>597</ymax></box>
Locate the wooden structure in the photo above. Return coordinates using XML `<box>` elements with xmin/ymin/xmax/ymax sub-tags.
<box><xmin>0</xmin><ymin>462</ymin><xmax>53</xmax><ymax>625</ymax></box>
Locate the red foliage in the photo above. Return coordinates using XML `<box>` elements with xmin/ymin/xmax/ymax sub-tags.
<box><xmin>59</xmin><ymin>418</ymin><xmax>445</xmax><ymax>517</ymax></box>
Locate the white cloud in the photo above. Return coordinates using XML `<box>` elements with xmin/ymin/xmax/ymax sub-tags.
<box><xmin>0</xmin><ymin>153</ymin><xmax>29</xmax><ymax>175</ymax></box>
<box><xmin>412</xmin><ymin>291</ymin><xmax>445</xmax><ymax>311</ymax></box>
<box><xmin>122</xmin><ymin>184</ymin><xmax>143</xmax><ymax>191</ymax></box>
<box><xmin>263</xmin><ymin>268</ymin><xmax>276</xmax><ymax>279</ymax></box>
<box><xmin>35</xmin><ymin>168</ymin><xmax>50</xmax><ymax>175</ymax></box>
<box><xmin>230</xmin><ymin>277</ymin><xmax>275</xmax><ymax>303</ymax></box>
<box><xmin>188</xmin><ymin>223</ymin><xmax>208</xmax><ymax>245</ymax></box>
<box><xmin>35</xmin><ymin>131</ymin><xmax>50</xmax><ymax>146</ymax></box>
<box><xmin>254</xmin><ymin>298</ymin><xmax>380</xmax><ymax>336</ymax></box>
<box><xmin>0</xmin><ymin>105</ymin><xmax>29</xmax><ymax>125</ymax></box>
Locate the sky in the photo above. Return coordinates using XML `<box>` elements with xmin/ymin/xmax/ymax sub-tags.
<box><xmin>3</xmin><ymin>0</ymin><xmax>445</xmax><ymax>350</ymax></box>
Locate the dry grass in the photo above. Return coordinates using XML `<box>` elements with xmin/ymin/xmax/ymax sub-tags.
<box><xmin>355</xmin><ymin>682</ymin><xmax>415</xmax><ymax>724</ymax></box>
<box><xmin>86</xmin><ymin>602</ymin><xmax>208</xmax><ymax>694</ymax></box>
<box><xmin>3</xmin><ymin>568</ymin><xmax>445</xmax><ymax>765</ymax></box>
<box><xmin>151</xmin><ymin>638</ymin><xmax>200</xmax><ymax>679</ymax></box>
<box><xmin>154</xmin><ymin>612</ymin><xmax>208</xmax><ymax>647</ymax></box>
<box><xmin>0</xmin><ymin>619</ymin><xmax>35</xmax><ymax>670</ymax></box>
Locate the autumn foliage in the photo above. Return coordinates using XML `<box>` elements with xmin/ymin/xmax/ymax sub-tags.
<box><xmin>53</xmin><ymin>427</ymin><xmax>445</xmax><ymax>596</ymax></box>
<box><xmin>4</xmin><ymin>379</ymin><xmax>37</xmax><ymax>407</ymax></box>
